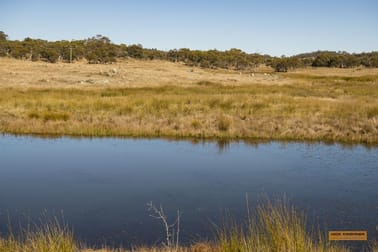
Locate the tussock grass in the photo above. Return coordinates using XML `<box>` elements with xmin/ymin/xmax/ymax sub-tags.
<box><xmin>217</xmin><ymin>200</ymin><xmax>349</xmax><ymax>252</ymax></box>
<box><xmin>2</xmin><ymin>202</ymin><xmax>376</xmax><ymax>252</ymax></box>
<box><xmin>0</xmin><ymin>220</ymin><xmax>77</xmax><ymax>252</ymax></box>
<box><xmin>0</xmin><ymin>81</ymin><xmax>376</xmax><ymax>143</ymax></box>
<box><xmin>0</xmin><ymin>58</ymin><xmax>377</xmax><ymax>143</ymax></box>
<box><xmin>217</xmin><ymin>115</ymin><xmax>231</xmax><ymax>131</ymax></box>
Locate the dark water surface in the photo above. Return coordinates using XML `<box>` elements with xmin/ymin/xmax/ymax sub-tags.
<box><xmin>0</xmin><ymin>135</ymin><xmax>377</xmax><ymax>247</ymax></box>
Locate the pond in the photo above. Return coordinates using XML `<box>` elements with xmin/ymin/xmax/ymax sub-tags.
<box><xmin>0</xmin><ymin>135</ymin><xmax>377</xmax><ymax>247</ymax></box>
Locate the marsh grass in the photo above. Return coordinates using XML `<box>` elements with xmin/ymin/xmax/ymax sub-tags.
<box><xmin>0</xmin><ymin>59</ymin><xmax>377</xmax><ymax>143</ymax></box>
<box><xmin>0</xmin><ymin>81</ymin><xmax>377</xmax><ymax>143</ymax></box>
<box><xmin>0</xmin><ymin>219</ymin><xmax>77</xmax><ymax>252</ymax></box>
<box><xmin>2</xmin><ymin>202</ymin><xmax>375</xmax><ymax>252</ymax></box>
<box><xmin>217</xmin><ymin>200</ymin><xmax>351</xmax><ymax>252</ymax></box>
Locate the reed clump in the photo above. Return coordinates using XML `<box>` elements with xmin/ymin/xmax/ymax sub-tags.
<box><xmin>217</xmin><ymin>200</ymin><xmax>350</xmax><ymax>252</ymax></box>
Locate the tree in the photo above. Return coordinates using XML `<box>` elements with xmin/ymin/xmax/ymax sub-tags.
<box><xmin>0</xmin><ymin>31</ymin><xmax>377</xmax><ymax>69</ymax></box>
<box><xmin>273</xmin><ymin>59</ymin><xmax>289</xmax><ymax>72</ymax></box>
<box><xmin>40</xmin><ymin>47</ymin><xmax>59</xmax><ymax>63</ymax></box>
<box><xmin>85</xmin><ymin>35</ymin><xmax>117</xmax><ymax>63</ymax></box>
<box><xmin>127</xmin><ymin>44</ymin><xmax>144</xmax><ymax>59</ymax></box>
<box><xmin>0</xmin><ymin>31</ymin><xmax>8</xmax><ymax>41</ymax></box>
<box><xmin>0</xmin><ymin>31</ymin><xmax>9</xmax><ymax>56</ymax></box>
<box><xmin>312</xmin><ymin>54</ymin><xmax>330</xmax><ymax>67</ymax></box>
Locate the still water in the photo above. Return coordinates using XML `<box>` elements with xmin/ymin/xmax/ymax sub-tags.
<box><xmin>0</xmin><ymin>135</ymin><xmax>377</xmax><ymax>247</ymax></box>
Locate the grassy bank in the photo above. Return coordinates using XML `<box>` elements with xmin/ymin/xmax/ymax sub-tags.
<box><xmin>1</xmin><ymin>201</ymin><xmax>375</xmax><ymax>252</ymax></box>
<box><xmin>0</xmin><ymin>58</ymin><xmax>377</xmax><ymax>143</ymax></box>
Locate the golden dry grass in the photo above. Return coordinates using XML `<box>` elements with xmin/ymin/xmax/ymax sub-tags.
<box><xmin>290</xmin><ymin>67</ymin><xmax>378</xmax><ymax>77</ymax></box>
<box><xmin>0</xmin><ymin>58</ymin><xmax>284</xmax><ymax>88</ymax></box>
<box><xmin>0</xmin><ymin>220</ymin><xmax>76</xmax><ymax>252</ymax></box>
<box><xmin>81</xmin><ymin>199</ymin><xmax>378</xmax><ymax>251</ymax></box>
<box><xmin>0</xmin><ymin>58</ymin><xmax>377</xmax><ymax>143</ymax></box>
<box><xmin>3</xmin><ymin>200</ymin><xmax>375</xmax><ymax>252</ymax></box>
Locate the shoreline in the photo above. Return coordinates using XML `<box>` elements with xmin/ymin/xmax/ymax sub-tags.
<box><xmin>1</xmin><ymin>131</ymin><xmax>377</xmax><ymax>148</ymax></box>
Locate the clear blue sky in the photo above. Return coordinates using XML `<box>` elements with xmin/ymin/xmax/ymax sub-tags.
<box><xmin>1</xmin><ymin>0</ymin><xmax>377</xmax><ymax>56</ymax></box>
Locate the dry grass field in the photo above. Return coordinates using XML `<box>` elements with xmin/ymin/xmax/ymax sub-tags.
<box><xmin>0</xmin><ymin>58</ymin><xmax>377</xmax><ymax>143</ymax></box>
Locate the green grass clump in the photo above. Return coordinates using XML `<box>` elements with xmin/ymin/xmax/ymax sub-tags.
<box><xmin>367</xmin><ymin>107</ymin><xmax>378</xmax><ymax>119</ymax></box>
<box><xmin>42</xmin><ymin>112</ymin><xmax>70</xmax><ymax>121</ymax></box>
<box><xmin>190</xmin><ymin>119</ymin><xmax>201</xmax><ymax>129</ymax></box>
<box><xmin>28</xmin><ymin>111</ymin><xmax>70</xmax><ymax>121</ymax></box>
<box><xmin>27</xmin><ymin>112</ymin><xmax>40</xmax><ymax>119</ymax></box>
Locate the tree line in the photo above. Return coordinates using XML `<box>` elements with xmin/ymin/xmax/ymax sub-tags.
<box><xmin>1</xmin><ymin>31</ymin><xmax>377</xmax><ymax>71</ymax></box>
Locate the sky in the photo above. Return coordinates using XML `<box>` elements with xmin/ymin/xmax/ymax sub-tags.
<box><xmin>0</xmin><ymin>0</ymin><xmax>377</xmax><ymax>56</ymax></box>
